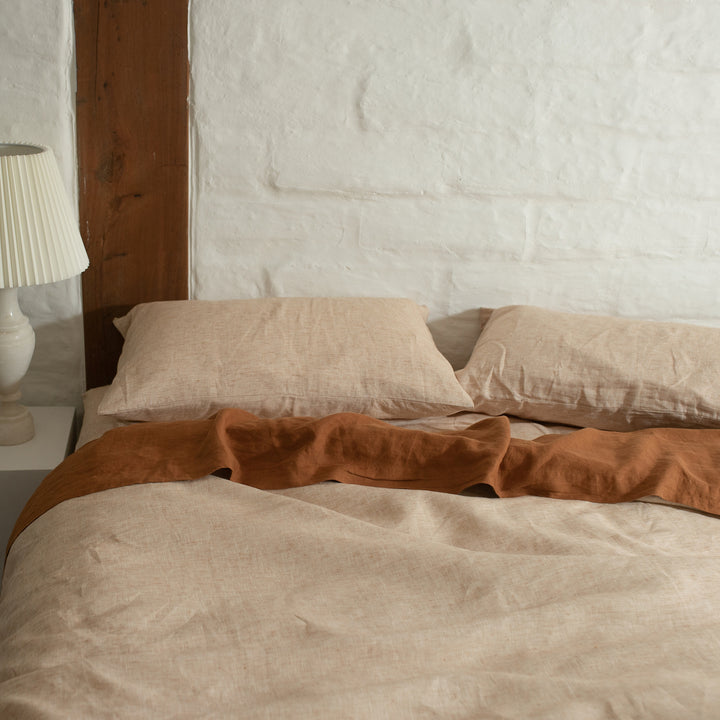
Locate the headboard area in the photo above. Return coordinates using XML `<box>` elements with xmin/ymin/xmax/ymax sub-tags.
<box><xmin>74</xmin><ymin>1</ymin><xmax>720</xmax><ymax>388</ymax></box>
<box><xmin>74</xmin><ymin>0</ymin><xmax>189</xmax><ymax>388</ymax></box>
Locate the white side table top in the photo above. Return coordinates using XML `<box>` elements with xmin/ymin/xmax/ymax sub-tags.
<box><xmin>1</xmin><ymin>406</ymin><xmax>76</xmax><ymax>471</ymax></box>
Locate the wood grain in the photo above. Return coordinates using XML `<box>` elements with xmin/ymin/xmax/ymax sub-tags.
<box><xmin>75</xmin><ymin>0</ymin><xmax>189</xmax><ymax>388</ymax></box>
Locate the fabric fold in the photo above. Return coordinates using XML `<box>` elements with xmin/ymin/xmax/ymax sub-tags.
<box><xmin>7</xmin><ymin>409</ymin><xmax>720</xmax><ymax>557</ymax></box>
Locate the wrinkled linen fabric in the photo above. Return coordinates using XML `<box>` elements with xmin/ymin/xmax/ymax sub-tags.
<box><xmin>2</xmin><ymin>407</ymin><xmax>720</xmax><ymax>719</ymax></box>
<box><xmin>458</xmin><ymin>304</ymin><xmax>720</xmax><ymax>431</ymax></box>
<box><xmin>97</xmin><ymin>297</ymin><xmax>474</xmax><ymax>422</ymax></box>
<box><xmin>1</xmin><ymin>478</ymin><xmax>720</xmax><ymax>719</ymax></box>
<box><xmin>9</xmin><ymin>408</ymin><xmax>720</xmax><ymax>552</ymax></box>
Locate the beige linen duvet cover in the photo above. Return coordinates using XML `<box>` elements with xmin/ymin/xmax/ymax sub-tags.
<box><xmin>1</xmin><ymin>407</ymin><xmax>720</xmax><ymax>719</ymax></box>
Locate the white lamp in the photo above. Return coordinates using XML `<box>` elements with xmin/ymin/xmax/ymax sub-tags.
<box><xmin>0</xmin><ymin>143</ymin><xmax>89</xmax><ymax>445</ymax></box>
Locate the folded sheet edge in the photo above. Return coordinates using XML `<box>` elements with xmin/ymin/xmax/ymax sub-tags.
<box><xmin>7</xmin><ymin>409</ymin><xmax>720</xmax><ymax>558</ymax></box>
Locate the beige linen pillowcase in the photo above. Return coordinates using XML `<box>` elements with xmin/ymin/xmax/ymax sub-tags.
<box><xmin>97</xmin><ymin>297</ymin><xmax>474</xmax><ymax>422</ymax></box>
<box><xmin>456</xmin><ymin>304</ymin><xmax>720</xmax><ymax>431</ymax></box>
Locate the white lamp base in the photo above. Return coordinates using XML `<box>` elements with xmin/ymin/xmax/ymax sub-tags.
<box><xmin>0</xmin><ymin>287</ymin><xmax>36</xmax><ymax>445</ymax></box>
<box><xmin>0</xmin><ymin>402</ymin><xmax>34</xmax><ymax>445</ymax></box>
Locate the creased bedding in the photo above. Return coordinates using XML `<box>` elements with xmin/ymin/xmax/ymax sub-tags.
<box><xmin>8</xmin><ymin>408</ymin><xmax>720</xmax><ymax>554</ymax></box>
<box><xmin>2</xmin><ymin>410</ymin><xmax>720</xmax><ymax>719</ymax></box>
<box><xmin>2</xmin><ymin>476</ymin><xmax>720</xmax><ymax>718</ymax></box>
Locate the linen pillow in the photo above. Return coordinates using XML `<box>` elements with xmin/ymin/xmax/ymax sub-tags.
<box><xmin>98</xmin><ymin>297</ymin><xmax>474</xmax><ymax>422</ymax></box>
<box><xmin>456</xmin><ymin>304</ymin><xmax>720</xmax><ymax>431</ymax></box>
<box><xmin>428</xmin><ymin>307</ymin><xmax>494</xmax><ymax>370</ymax></box>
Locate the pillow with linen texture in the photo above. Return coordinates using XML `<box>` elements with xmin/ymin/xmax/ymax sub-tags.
<box><xmin>98</xmin><ymin>297</ymin><xmax>474</xmax><ymax>422</ymax></box>
<box><xmin>456</xmin><ymin>304</ymin><xmax>720</xmax><ymax>431</ymax></box>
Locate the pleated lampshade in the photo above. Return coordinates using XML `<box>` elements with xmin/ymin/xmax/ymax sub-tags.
<box><xmin>0</xmin><ymin>142</ymin><xmax>89</xmax><ymax>445</ymax></box>
<box><xmin>0</xmin><ymin>143</ymin><xmax>89</xmax><ymax>288</ymax></box>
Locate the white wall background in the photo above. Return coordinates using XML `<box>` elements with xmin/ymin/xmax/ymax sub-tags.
<box><xmin>0</xmin><ymin>0</ymin><xmax>84</xmax><ymax>408</ymax></box>
<box><xmin>190</xmin><ymin>0</ymin><xmax>720</xmax><ymax>325</ymax></box>
<box><xmin>3</xmin><ymin>1</ymin><xmax>720</xmax><ymax>405</ymax></box>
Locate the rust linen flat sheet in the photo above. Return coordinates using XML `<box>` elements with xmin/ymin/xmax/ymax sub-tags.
<box><xmin>8</xmin><ymin>408</ymin><xmax>720</xmax><ymax>555</ymax></box>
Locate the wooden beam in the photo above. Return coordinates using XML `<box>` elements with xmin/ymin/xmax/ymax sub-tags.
<box><xmin>75</xmin><ymin>0</ymin><xmax>189</xmax><ymax>388</ymax></box>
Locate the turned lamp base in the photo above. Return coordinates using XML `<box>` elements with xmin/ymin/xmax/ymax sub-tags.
<box><xmin>0</xmin><ymin>287</ymin><xmax>36</xmax><ymax>446</ymax></box>
<box><xmin>0</xmin><ymin>401</ymin><xmax>34</xmax><ymax>445</ymax></box>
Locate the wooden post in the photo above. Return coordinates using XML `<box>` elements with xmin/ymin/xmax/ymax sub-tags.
<box><xmin>74</xmin><ymin>0</ymin><xmax>189</xmax><ymax>388</ymax></box>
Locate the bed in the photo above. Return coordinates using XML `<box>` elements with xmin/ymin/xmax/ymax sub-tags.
<box><xmin>2</xmin><ymin>297</ymin><xmax>720</xmax><ymax>719</ymax></box>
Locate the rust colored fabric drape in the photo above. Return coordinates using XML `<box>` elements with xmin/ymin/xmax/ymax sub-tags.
<box><xmin>8</xmin><ymin>409</ymin><xmax>720</xmax><ymax>555</ymax></box>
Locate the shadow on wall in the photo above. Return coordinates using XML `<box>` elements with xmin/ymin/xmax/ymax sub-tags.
<box><xmin>23</xmin><ymin>314</ymin><xmax>87</xmax><ymax>408</ymax></box>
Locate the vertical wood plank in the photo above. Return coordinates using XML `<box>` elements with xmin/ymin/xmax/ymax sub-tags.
<box><xmin>75</xmin><ymin>0</ymin><xmax>189</xmax><ymax>389</ymax></box>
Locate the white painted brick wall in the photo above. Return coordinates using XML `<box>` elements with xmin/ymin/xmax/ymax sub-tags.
<box><xmin>0</xmin><ymin>0</ymin><xmax>85</xmax><ymax>407</ymax></box>
<box><xmin>4</xmin><ymin>1</ymin><xmax>720</xmax><ymax>406</ymax></box>
<box><xmin>190</xmin><ymin>0</ymin><xmax>720</xmax><ymax>326</ymax></box>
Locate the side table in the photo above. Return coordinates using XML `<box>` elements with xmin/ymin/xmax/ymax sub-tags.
<box><xmin>0</xmin><ymin>406</ymin><xmax>76</xmax><ymax>581</ymax></box>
